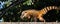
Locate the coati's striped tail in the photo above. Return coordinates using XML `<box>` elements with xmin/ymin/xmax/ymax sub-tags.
<box><xmin>38</xmin><ymin>6</ymin><xmax>60</xmax><ymax>22</ymax></box>
<box><xmin>39</xmin><ymin>6</ymin><xmax>60</xmax><ymax>15</ymax></box>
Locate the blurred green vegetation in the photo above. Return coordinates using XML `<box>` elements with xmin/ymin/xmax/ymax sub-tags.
<box><xmin>1</xmin><ymin>0</ymin><xmax>39</xmax><ymax>22</ymax></box>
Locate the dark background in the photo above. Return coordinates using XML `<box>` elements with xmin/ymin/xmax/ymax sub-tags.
<box><xmin>0</xmin><ymin>0</ymin><xmax>60</xmax><ymax>22</ymax></box>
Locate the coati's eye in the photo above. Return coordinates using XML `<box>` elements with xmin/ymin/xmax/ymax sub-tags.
<box><xmin>25</xmin><ymin>12</ymin><xmax>27</xmax><ymax>13</ymax></box>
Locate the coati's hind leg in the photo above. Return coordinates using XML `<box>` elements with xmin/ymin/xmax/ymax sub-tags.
<box><xmin>38</xmin><ymin>17</ymin><xmax>45</xmax><ymax>22</ymax></box>
<box><xmin>38</xmin><ymin>14</ymin><xmax>45</xmax><ymax>22</ymax></box>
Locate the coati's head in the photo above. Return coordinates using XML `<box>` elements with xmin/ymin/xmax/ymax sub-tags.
<box><xmin>20</xmin><ymin>10</ymin><xmax>31</xmax><ymax>20</ymax></box>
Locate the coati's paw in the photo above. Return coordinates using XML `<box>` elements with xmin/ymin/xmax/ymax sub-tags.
<box><xmin>39</xmin><ymin>17</ymin><xmax>45</xmax><ymax>22</ymax></box>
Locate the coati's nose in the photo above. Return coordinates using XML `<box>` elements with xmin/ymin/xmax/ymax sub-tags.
<box><xmin>20</xmin><ymin>16</ymin><xmax>27</xmax><ymax>19</ymax></box>
<box><xmin>20</xmin><ymin>16</ymin><xmax>24</xmax><ymax>19</ymax></box>
<box><xmin>20</xmin><ymin>16</ymin><xmax>28</xmax><ymax>20</ymax></box>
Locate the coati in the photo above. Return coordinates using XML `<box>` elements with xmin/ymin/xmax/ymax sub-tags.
<box><xmin>20</xmin><ymin>6</ymin><xmax>60</xmax><ymax>22</ymax></box>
